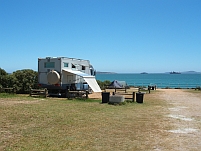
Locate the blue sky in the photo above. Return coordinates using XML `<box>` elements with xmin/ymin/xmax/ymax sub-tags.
<box><xmin>0</xmin><ymin>0</ymin><xmax>201</xmax><ymax>73</ymax></box>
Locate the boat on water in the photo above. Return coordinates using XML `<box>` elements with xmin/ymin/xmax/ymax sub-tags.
<box><xmin>170</xmin><ymin>71</ymin><xmax>181</xmax><ymax>74</ymax></box>
<box><xmin>141</xmin><ymin>72</ymin><xmax>148</xmax><ymax>74</ymax></box>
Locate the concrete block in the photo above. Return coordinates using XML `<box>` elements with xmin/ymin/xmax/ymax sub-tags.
<box><xmin>109</xmin><ymin>95</ymin><xmax>125</xmax><ymax>103</ymax></box>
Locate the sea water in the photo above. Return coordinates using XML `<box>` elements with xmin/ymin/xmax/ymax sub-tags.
<box><xmin>96</xmin><ymin>73</ymin><xmax>201</xmax><ymax>88</ymax></box>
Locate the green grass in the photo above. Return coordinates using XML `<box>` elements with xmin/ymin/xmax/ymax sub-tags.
<box><xmin>0</xmin><ymin>93</ymin><xmax>17</xmax><ymax>98</ymax></box>
<box><xmin>0</xmin><ymin>93</ymin><xmax>171</xmax><ymax>151</ymax></box>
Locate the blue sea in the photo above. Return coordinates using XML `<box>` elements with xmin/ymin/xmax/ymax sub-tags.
<box><xmin>96</xmin><ymin>73</ymin><xmax>201</xmax><ymax>88</ymax></box>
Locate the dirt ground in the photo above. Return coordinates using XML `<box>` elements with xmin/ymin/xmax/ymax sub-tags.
<box><xmin>89</xmin><ymin>89</ymin><xmax>201</xmax><ymax>150</ymax></box>
<box><xmin>157</xmin><ymin>89</ymin><xmax>201</xmax><ymax>151</ymax></box>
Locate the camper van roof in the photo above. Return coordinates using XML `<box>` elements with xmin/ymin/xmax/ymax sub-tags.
<box><xmin>38</xmin><ymin>57</ymin><xmax>89</xmax><ymax>61</ymax></box>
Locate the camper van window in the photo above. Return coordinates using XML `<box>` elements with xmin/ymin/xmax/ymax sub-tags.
<box><xmin>72</xmin><ymin>64</ymin><xmax>76</xmax><ymax>69</ymax></box>
<box><xmin>44</xmin><ymin>62</ymin><xmax>55</xmax><ymax>68</ymax></box>
<box><xmin>90</xmin><ymin>69</ymin><xmax>93</xmax><ymax>75</ymax></box>
<box><xmin>82</xmin><ymin>66</ymin><xmax>85</xmax><ymax>70</ymax></box>
<box><xmin>64</xmin><ymin>63</ymin><xmax>68</xmax><ymax>67</ymax></box>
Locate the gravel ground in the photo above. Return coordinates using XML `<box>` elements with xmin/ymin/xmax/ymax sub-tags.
<box><xmin>89</xmin><ymin>89</ymin><xmax>201</xmax><ymax>151</ymax></box>
<box><xmin>157</xmin><ymin>89</ymin><xmax>201</xmax><ymax>151</ymax></box>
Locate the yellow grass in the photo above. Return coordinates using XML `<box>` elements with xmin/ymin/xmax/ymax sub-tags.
<box><xmin>1</xmin><ymin>92</ymin><xmax>173</xmax><ymax>151</ymax></box>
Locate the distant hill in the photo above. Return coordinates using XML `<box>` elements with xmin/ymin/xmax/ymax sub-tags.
<box><xmin>96</xmin><ymin>71</ymin><xmax>117</xmax><ymax>74</ymax></box>
<box><xmin>181</xmin><ymin>71</ymin><xmax>201</xmax><ymax>74</ymax></box>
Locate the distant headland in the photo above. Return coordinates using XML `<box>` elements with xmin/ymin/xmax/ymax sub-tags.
<box><xmin>97</xmin><ymin>71</ymin><xmax>201</xmax><ymax>74</ymax></box>
<box><xmin>96</xmin><ymin>71</ymin><xmax>117</xmax><ymax>74</ymax></box>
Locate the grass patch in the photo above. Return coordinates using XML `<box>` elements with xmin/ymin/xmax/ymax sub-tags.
<box><xmin>183</xmin><ymin>89</ymin><xmax>201</xmax><ymax>94</ymax></box>
<box><xmin>0</xmin><ymin>93</ymin><xmax>17</xmax><ymax>98</ymax></box>
<box><xmin>0</xmin><ymin>92</ymin><xmax>171</xmax><ymax>151</ymax></box>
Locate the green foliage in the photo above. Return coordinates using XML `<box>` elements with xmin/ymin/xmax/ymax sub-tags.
<box><xmin>12</xmin><ymin>69</ymin><xmax>38</xmax><ymax>93</ymax></box>
<box><xmin>0</xmin><ymin>74</ymin><xmax>15</xmax><ymax>88</ymax></box>
<box><xmin>0</xmin><ymin>68</ymin><xmax>7</xmax><ymax>76</ymax></box>
<box><xmin>97</xmin><ymin>80</ymin><xmax>111</xmax><ymax>89</ymax></box>
<box><xmin>0</xmin><ymin>68</ymin><xmax>38</xmax><ymax>94</ymax></box>
<box><xmin>0</xmin><ymin>68</ymin><xmax>10</xmax><ymax>88</ymax></box>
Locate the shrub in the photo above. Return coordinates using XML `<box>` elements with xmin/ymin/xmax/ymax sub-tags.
<box><xmin>195</xmin><ymin>86</ymin><xmax>201</xmax><ymax>90</ymax></box>
<box><xmin>97</xmin><ymin>80</ymin><xmax>111</xmax><ymax>90</ymax></box>
<box><xmin>0</xmin><ymin>68</ymin><xmax>38</xmax><ymax>94</ymax></box>
<box><xmin>12</xmin><ymin>69</ymin><xmax>38</xmax><ymax>93</ymax></box>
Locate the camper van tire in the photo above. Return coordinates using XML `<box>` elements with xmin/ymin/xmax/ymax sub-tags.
<box><xmin>47</xmin><ymin>70</ymin><xmax>60</xmax><ymax>85</ymax></box>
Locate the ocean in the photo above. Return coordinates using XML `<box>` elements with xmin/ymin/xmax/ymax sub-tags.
<box><xmin>96</xmin><ymin>73</ymin><xmax>201</xmax><ymax>88</ymax></box>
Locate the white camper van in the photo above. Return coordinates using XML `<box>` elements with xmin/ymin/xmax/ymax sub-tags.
<box><xmin>38</xmin><ymin>57</ymin><xmax>101</xmax><ymax>96</ymax></box>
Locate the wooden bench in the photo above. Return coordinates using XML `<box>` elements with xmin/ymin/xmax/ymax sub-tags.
<box><xmin>112</xmin><ymin>91</ymin><xmax>135</xmax><ymax>102</ymax></box>
<box><xmin>114</xmin><ymin>87</ymin><xmax>127</xmax><ymax>93</ymax></box>
<box><xmin>66</xmin><ymin>89</ymin><xmax>89</xmax><ymax>99</ymax></box>
<box><xmin>29</xmin><ymin>88</ymin><xmax>48</xmax><ymax>98</ymax></box>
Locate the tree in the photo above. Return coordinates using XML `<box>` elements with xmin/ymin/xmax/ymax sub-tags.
<box><xmin>0</xmin><ymin>68</ymin><xmax>7</xmax><ymax>76</ymax></box>
<box><xmin>0</xmin><ymin>74</ymin><xmax>15</xmax><ymax>88</ymax></box>
<box><xmin>0</xmin><ymin>68</ymin><xmax>8</xmax><ymax>88</ymax></box>
<box><xmin>12</xmin><ymin>69</ymin><xmax>38</xmax><ymax>93</ymax></box>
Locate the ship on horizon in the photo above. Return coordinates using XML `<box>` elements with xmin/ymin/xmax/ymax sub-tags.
<box><xmin>170</xmin><ymin>71</ymin><xmax>181</xmax><ymax>74</ymax></box>
<box><xmin>140</xmin><ymin>72</ymin><xmax>148</xmax><ymax>74</ymax></box>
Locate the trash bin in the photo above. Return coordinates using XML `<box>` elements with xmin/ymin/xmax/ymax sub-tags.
<box><xmin>102</xmin><ymin>92</ymin><xmax>110</xmax><ymax>103</ymax></box>
<box><xmin>136</xmin><ymin>92</ymin><xmax>145</xmax><ymax>103</ymax></box>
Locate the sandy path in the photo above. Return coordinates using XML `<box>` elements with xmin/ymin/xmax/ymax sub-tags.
<box><xmin>89</xmin><ymin>89</ymin><xmax>201</xmax><ymax>150</ymax></box>
<box><xmin>158</xmin><ymin>89</ymin><xmax>201</xmax><ymax>151</ymax></box>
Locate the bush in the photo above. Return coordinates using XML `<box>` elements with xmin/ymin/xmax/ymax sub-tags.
<box><xmin>12</xmin><ymin>69</ymin><xmax>38</xmax><ymax>93</ymax></box>
<box><xmin>0</xmin><ymin>68</ymin><xmax>12</xmax><ymax>88</ymax></box>
<box><xmin>195</xmin><ymin>86</ymin><xmax>201</xmax><ymax>90</ymax></box>
<box><xmin>97</xmin><ymin>80</ymin><xmax>111</xmax><ymax>90</ymax></box>
<box><xmin>0</xmin><ymin>68</ymin><xmax>38</xmax><ymax>94</ymax></box>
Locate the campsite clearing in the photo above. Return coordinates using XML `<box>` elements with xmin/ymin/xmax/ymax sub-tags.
<box><xmin>0</xmin><ymin>89</ymin><xmax>201</xmax><ymax>150</ymax></box>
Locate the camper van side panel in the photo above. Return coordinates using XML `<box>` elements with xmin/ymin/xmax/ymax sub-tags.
<box><xmin>38</xmin><ymin>58</ymin><xmax>62</xmax><ymax>86</ymax></box>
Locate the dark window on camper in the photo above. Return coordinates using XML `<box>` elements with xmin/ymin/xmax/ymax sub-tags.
<box><xmin>44</xmin><ymin>62</ymin><xmax>55</xmax><ymax>68</ymax></box>
<box><xmin>64</xmin><ymin>63</ymin><xmax>68</xmax><ymax>67</ymax></box>
<box><xmin>90</xmin><ymin>69</ymin><xmax>93</xmax><ymax>75</ymax></box>
<box><xmin>82</xmin><ymin>66</ymin><xmax>85</xmax><ymax>70</ymax></box>
<box><xmin>72</xmin><ymin>64</ymin><xmax>76</xmax><ymax>69</ymax></box>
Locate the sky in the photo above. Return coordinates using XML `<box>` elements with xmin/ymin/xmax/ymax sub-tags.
<box><xmin>0</xmin><ymin>0</ymin><xmax>201</xmax><ymax>73</ymax></box>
